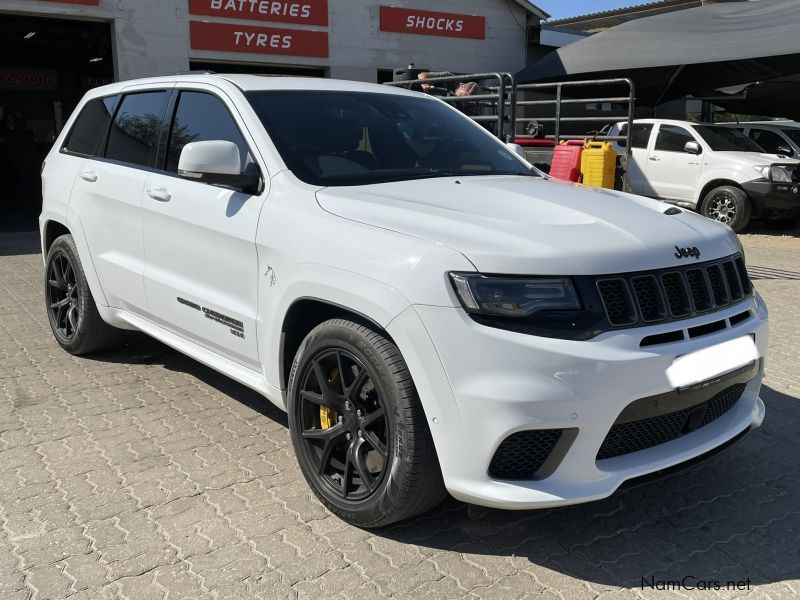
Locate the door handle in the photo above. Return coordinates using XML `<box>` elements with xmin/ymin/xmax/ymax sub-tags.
<box><xmin>648</xmin><ymin>156</ymin><xmax>660</xmax><ymax>162</ymax></box>
<box><xmin>78</xmin><ymin>170</ymin><xmax>98</xmax><ymax>182</ymax></box>
<box><xmin>146</xmin><ymin>187</ymin><xmax>172</xmax><ymax>202</ymax></box>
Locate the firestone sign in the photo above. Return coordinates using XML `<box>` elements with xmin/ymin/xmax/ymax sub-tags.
<box><xmin>188</xmin><ymin>0</ymin><xmax>328</xmax><ymax>27</ymax></box>
<box><xmin>190</xmin><ymin>21</ymin><xmax>328</xmax><ymax>57</ymax></box>
<box><xmin>379</xmin><ymin>6</ymin><xmax>486</xmax><ymax>40</ymax></box>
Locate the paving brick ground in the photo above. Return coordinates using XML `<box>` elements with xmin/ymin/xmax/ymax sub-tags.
<box><xmin>0</xmin><ymin>227</ymin><xmax>798</xmax><ymax>600</ymax></box>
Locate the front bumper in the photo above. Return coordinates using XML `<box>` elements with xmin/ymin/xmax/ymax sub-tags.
<box><xmin>388</xmin><ymin>295</ymin><xmax>768</xmax><ymax>510</ymax></box>
<box><xmin>742</xmin><ymin>179</ymin><xmax>800</xmax><ymax>215</ymax></box>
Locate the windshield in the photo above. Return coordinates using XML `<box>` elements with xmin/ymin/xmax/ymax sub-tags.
<box><xmin>781</xmin><ymin>128</ymin><xmax>800</xmax><ymax>147</ymax></box>
<box><xmin>693</xmin><ymin>125</ymin><xmax>765</xmax><ymax>152</ymax></box>
<box><xmin>246</xmin><ymin>90</ymin><xmax>533</xmax><ymax>186</ymax></box>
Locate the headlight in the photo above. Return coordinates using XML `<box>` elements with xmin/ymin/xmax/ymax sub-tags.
<box><xmin>753</xmin><ymin>165</ymin><xmax>771</xmax><ymax>179</ymax></box>
<box><xmin>770</xmin><ymin>165</ymin><xmax>795</xmax><ymax>183</ymax></box>
<box><xmin>449</xmin><ymin>273</ymin><xmax>580</xmax><ymax>317</ymax></box>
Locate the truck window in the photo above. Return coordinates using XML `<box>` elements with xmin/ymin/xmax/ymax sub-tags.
<box><xmin>693</xmin><ymin>125</ymin><xmax>764</xmax><ymax>152</ymax></box>
<box><xmin>104</xmin><ymin>91</ymin><xmax>169</xmax><ymax>168</ymax></box>
<box><xmin>654</xmin><ymin>125</ymin><xmax>695</xmax><ymax>153</ymax></box>
<box><xmin>62</xmin><ymin>96</ymin><xmax>118</xmax><ymax>157</ymax></box>
<box><xmin>618</xmin><ymin>124</ymin><xmax>653</xmax><ymax>149</ymax></box>
<box><xmin>749</xmin><ymin>129</ymin><xmax>792</xmax><ymax>155</ymax></box>
<box><xmin>164</xmin><ymin>91</ymin><xmax>254</xmax><ymax>173</ymax></box>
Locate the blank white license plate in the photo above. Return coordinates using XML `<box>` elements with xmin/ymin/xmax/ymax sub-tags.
<box><xmin>666</xmin><ymin>336</ymin><xmax>758</xmax><ymax>389</ymax></box>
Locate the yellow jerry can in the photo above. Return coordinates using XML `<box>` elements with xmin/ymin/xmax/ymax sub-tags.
<box><xmin>580</xmin><ymin>141</ymin><xmax>618</xmax><ymax>189</ymax></box>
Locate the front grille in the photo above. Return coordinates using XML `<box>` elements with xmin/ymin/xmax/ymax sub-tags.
<box><xmin>489</xmin><ymin>429</ymin><xmax>564</xmax><ymax>480</ymax></box>
<box><xmin>596</xmin><ymin>254</ymin><xmax>751</xmax><ymax>328</ymax></box>
<box><xmin>597</xmin><ymin>384</ymin><xmax>746</xmax><ymax>460</ymax></box>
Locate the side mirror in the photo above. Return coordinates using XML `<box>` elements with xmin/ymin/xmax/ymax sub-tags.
<box><xmin>506</xmin><ymin>142</ymin><xmax>534</xmax><ymax>168</ymax></box>
<box><xmin>178</xmin><ymin>140</ymin><xmax>261</xmax><ymax>194</ymax></box>
<box><xmin>684</xmin><ymin>141</ymin><xmax>702</xmax><ymax>155</ymax></box>
<box><xmin>777</xmin><ymin>145</ymin><xmax>794</xmax><ymax>156</ymax></box>
<box><xmin>506</xmin><ymin>142</ymin><xmax>527</xmax><ymax>159</ymax></box>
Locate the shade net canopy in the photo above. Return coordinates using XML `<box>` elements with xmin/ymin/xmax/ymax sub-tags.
<box><xmin>519</xmin><ymin>0</ymin><xmax>800</xmax><ymax>106</ymax></box>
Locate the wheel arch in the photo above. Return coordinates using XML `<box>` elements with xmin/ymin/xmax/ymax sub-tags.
<box><xmin>42</xmin><ymin>219</ymin><xmax>71</xmax><ymax>257</ymax></box>
<box><xmin>279</xmin><ymin>297</ymin><xmax>395</xmax><ymax>392</ymax></box>
<box><xmin>697</xmin><ymin>179</ymin><xmax>745</xmax><ymax>210</ymax></box>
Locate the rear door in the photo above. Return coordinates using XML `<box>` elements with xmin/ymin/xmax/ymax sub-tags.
<box><xmin>68</xmin><ymin>88</ymin><xmax>171</xmax><ymax>312</ymax></box>
<box><xmin>618</xmin><ymin>123</ymin><xmax>655</xmax><ymax>194</ymax></box>
<box><xmin>644</xmin><ymin>124</ymin><xmax>703</xmax><ymax>202</ymax></box>
<box><xmin>140</xmin><ymin>86</ymin><xmax>267</xmax><ymax>370</ymax></box>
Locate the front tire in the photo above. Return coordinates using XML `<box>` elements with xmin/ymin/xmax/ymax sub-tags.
<box><xmin>700</xmin><ymin>185</ymin><xmax>752</xmax><ymax>232</ymax></box>
<box><xmin>44</xmin><ymin>234</ymin><xmax>124</xmax><ymax>355</ymax></box>
<box><xmin>287</xmin><ymin>319</ymin><xmax>446</xmax><ymax>527</ymax></box>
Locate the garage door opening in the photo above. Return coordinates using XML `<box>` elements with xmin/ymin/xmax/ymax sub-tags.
<box><xmin>0</xmin><ymin>14</ymin><xmax>113</xmax><ymax>232</ymax></box>
<box><xmin>190</xmin><ymin>60</ymin><xmax>326</xmax><ymax>78</ymax></box>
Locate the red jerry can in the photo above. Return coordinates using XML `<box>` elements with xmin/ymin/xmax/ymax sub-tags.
<box><xmin>549</xmin><ymin>140</ymin><xmax>586</xmax><ymax>182</ymax></box>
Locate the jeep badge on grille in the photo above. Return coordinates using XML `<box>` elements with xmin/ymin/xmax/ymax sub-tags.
<box><xmin>674</xmin><ymin>246</ymin><xmax>701</xmax><ymax>259</ymax></box>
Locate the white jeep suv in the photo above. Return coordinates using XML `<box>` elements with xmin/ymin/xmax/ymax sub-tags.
<box><xmin>41</xmin><ymin>75</ymin><xmax>768</xmax><ymax>526</ymax></box>
<box><xmin>609</xmin><ymin>119</ymin><xmax>800</xmax><ymax>231</ymax></box>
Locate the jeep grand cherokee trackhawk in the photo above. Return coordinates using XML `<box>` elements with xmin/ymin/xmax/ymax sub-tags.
<box><xmin>40</xmin><ymin>75</ymin><xmax>768</xmax><ymax>527</ymax></box>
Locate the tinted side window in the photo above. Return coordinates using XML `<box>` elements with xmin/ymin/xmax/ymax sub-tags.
<box><xmin>63</xmin><ymin>96</ymin><xmax>117</xmax><ymax>156</ymax></box>
<box><xmin>105</xmin><ymin>91</ymin><xmax>169</xmax><ymax>167</ymax></box>
<box><xmin>749</xmin><ymin>129</ymin><xmax>791</xmax><ymax>155</ymax></box>
<box><xmin>654</xmin><ymin>125</ymin><xmax>695</xmax><ymax>152</ymax></box>
<box><xmin>165</xmin><ymin>91</ymin><xmax>252</xmax><ymax>173</ymax></box>
<box><xmin>617</xmin><ymin>124</ymin><xmax>653</xmax><ymax>149</ymax></box>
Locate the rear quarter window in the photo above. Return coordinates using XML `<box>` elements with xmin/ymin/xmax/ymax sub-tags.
<box><xmin>62</xmin><ymin>96</ymin><xmax>118</xmax><ymax>157</ymax></box>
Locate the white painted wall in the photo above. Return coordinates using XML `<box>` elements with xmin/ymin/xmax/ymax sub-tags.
<box><xmin>1</xmin><ymin>0</ymin><xmax>534</xmax><ymax>83</ymax></box>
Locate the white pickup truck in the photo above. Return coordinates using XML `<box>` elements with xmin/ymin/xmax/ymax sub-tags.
<box><xmin>609</xmin><ymin>119</ymin><xmax>800</xmax><ymax>231</ymax></box>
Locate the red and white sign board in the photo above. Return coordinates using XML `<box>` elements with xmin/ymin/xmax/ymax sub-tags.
<box><xmin>188</xmin><ymin>0</ymin><xmax>328</xmax><ymax>27</ymax></box>
<box><xmin>379</xmin><ymin>6</ymin><xmax>485</xmax><ymax>40</ymax></box>
<box><xmin>40</xmin><ymin>0</ymin><xmax>99</xmax><ymax>5</ymax></box>
<box><xmin>190</xmin><ymin>21</ymin><xmax>329</xmax><ymax>58</ymax></box>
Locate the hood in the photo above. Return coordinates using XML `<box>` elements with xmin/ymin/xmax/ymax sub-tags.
<box><xmin>714</xmin><ymin>151</ymin><xmax>800</xmax><ymax>166</ymax></box>
<box><xmin>316</xmin><ymin>176</ymin><xmax>740</xmax><ymax>275</ymax></box>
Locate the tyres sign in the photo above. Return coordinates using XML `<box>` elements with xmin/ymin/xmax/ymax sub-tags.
<box><xmin>190</xmin><ymin>21</ymin><xmax>329</xmax><ymax>57</ymax></box>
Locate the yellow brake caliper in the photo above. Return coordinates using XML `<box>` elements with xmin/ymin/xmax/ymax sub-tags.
<box><xmin>320</xmin><ymin>369</ymin><xmax>340</xmax><ymax>429</ymax></box>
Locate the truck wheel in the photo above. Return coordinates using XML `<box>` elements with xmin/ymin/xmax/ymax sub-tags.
<box><xmin>700</xmin><ymin>186</ymin><xmax>752</xmax><ymax>232</ymax></box>
<box><xmin>287</xmin><ymin>319</ymin><xmax>446</xmax><ymax>528</ymax></box>
<box><xmin>44</xmin><ymin>234</ymin><xmax>124</xmax><ymax>355</ymax></box>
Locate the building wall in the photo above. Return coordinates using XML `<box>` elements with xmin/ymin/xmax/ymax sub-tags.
<box><xmin>0</xmin><ymin>0</ymin><xmax>533</xmax><ymax>83</ymax></box>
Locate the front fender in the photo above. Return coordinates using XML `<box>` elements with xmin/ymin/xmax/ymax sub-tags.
<box><xmin>258</xmin><ymin>263</ymin><xmax>414</xmax><ymax>395</ymax></box>
<box><xmin>697</xmin><ymin>168</ymin><xmax>754</xmax><ymax>202</ymax></box>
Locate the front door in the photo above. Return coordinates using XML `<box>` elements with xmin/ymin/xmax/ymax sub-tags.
<box><xmin>645</xmin><ymin>124</ymin><xmax>703</xmax><ymax>202</ymax></box>
<box><xmin>141</xmin><ymin>88</ymin><xmax>267</xmax><ymax>370</ymax></box>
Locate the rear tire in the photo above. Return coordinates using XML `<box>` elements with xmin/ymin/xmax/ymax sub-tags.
<box><xmin>287</xmin><ymin>319</ymin><xmax>446</xmax><ymax>528</ymax></box>
<box><xmin>44</xmin><ymin>234</ymin><xmax>124</xmax><ymax>355</ymax></box>
<box><xmin>700</xmin><ymin>185</ymin><xmax>751</xmax><ymax>232</ymax></box>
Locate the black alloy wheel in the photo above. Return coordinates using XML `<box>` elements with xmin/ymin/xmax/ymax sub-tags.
<box><xmin>287</xmin><ymin>319</ymin><xmax>446</xmax><ymax>527</ymax></box>
<box><xmin>296</xmin><ymin>348</ymin><xmax>389</xmax><ymax>501</ymax></box>
<box><xmin>46</xmin><ymin>250</ymin><xmax>81</xmax><ymax>343</ymax></box>
<box><xmin>44</xmin><ymin>234</ymin><xmax>124</xmax><ymax>355</ymax></box>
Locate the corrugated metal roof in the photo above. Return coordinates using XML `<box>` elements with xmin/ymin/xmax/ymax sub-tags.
<box><xmin>547</xmin><ymin>0</ymin><xmax>743</xmax><ymax>31</ymax></box>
